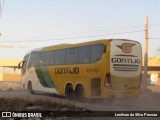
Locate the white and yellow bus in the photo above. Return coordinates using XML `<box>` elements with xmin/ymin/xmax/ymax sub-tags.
<box><xmin>19</xmin><ymin>39</ymin><xmax>142</xmax><ymax>99</ymax></box>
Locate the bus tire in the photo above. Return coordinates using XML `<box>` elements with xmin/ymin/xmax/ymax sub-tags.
<box><xmin>65</xmin><ymin>84</ymin><xmax>74</xmax><ymax>97</ymax></box>
<box><xmin>28</xmin><ymin>81</ymin><xmax>34</xmax><ymax>94</ymax></box>
<box><xmin>75</xmin><ymin>85</ymin><xmax>84</xmax><ymax>99</ymax></box>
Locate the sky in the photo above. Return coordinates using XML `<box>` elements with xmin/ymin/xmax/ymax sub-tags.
<box><xmin>0</xmin><ymin>0</ymin><xmax>160</xmax><ymax>60</ymax></box>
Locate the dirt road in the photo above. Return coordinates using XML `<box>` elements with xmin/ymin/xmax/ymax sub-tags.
<box><xmin>0</xmin><ymin>86</ymin><xmax>160</xmax><ymax>111</ymax></box>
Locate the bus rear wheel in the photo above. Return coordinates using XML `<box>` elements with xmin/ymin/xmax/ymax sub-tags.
<box><xmin>75</xmin><ymin>85</ymin><xmax>84</xmax><ymax>99</ymax></box>
<box><xmin>65</xmin><ymin>84</ymin><xmax>74</xmax><ymax>97</ymax></box>
<box><xmin>28</xmin><ymin>81</ymin><xmax>34</xmax><ymax>94</ymax></box>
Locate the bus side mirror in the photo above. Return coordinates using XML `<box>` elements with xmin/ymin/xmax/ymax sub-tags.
<box><xmin>18</xmin><ymin>61</ymin><xmax>24</xmax><ymax>69</ymax></box>
<box><xmin>18</xmin><ymin>62</ymin><xmax>22</xmax><ymax>69</ymax></box>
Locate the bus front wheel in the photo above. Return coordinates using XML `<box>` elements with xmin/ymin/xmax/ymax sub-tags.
<box><xmin>28</xmin><ymin>81</ymin><xmax>34</xmax><ymax>94</ymax></box>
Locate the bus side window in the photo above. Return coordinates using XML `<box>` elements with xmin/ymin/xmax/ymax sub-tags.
<box><xmin>50</xmin><ymin>51</ymin><xmax>55</xmax><ymax>65</ymax></box>
<box><xmin>78</xmin><ymin>46</ymin><xmax>91</xmax><ymax>64</ymax></box>
<box><xmin>36</xmin><ymin>52</ymin><xmax>44</xmax><ymax>66</ymax></box>
<box><xmin>66</xmin><ymin>48</ymin><xmax>78</xmax><ymax>64</ymax></box>
<box><xmin>55</xmin><ymin>49</ymin><xmax>66</xmax><ymax>65</ymax></box>
<box><xmin>28</xmin><ymin>53</ymin><xmax>37</xmax><ymax>69</ymax></box>
<box><xmin>44</xmin><ymin>52</ymin><xmax>50</xmax><ymax>66</ymax></box>
<box><xmin>90</xmin><ymin>44</ymin><xmax>104</xmax><ymax>62</ymax></box>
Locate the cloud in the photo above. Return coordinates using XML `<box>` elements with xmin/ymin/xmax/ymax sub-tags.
<box><xmin>0</xmin><ymin>44</ymin><xmax>26</xmax><ymax>48</ymax></box>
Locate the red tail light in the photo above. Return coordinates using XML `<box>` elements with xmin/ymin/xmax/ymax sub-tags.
<box><xmin>105</xmin><ymin>73</ymin><xmax>112</xmax><ymax>88</ymax></box>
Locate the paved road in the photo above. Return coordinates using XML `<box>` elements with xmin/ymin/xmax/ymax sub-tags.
<box><xmin>0</xmin><ymin>85</ymin><xmax>160</xmax><ymax>111</ymax></box>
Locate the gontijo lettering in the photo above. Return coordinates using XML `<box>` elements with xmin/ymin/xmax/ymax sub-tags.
<box><xmin>111</xmin><ymin>58</ymin><xmax>141</xmax><ymax>64</ymax></box>
<box><xmin>55</xmin><ymin>67</ymin><xmax>79</xmax><ymax>74</ymax></box>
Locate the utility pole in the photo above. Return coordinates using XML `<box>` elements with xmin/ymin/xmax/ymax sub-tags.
<box><xmin>143</xmin><ymin>16</ymin><xmax>148</xmax><ymax>91</ymax></box>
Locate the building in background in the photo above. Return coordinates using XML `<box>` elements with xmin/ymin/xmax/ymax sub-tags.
<box><xmin>0</xmin><ymin>60</ymin><xmax>21</xmax><ymax>81</ymax></box>
<box><xmin>143</xmin><ymin>57</ymin><xmax>160</xmax><ymax>85</ymax></box>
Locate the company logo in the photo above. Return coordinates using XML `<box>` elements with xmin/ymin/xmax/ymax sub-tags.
<box><xmin>2</xmin><ymin>112</ymin><xmax>11</xmax><ymax>117</ymax></box>
<box><xmin>116</xmin><ymin>43</ymin><xmax>135</xmax><ymax>53</ymax></box>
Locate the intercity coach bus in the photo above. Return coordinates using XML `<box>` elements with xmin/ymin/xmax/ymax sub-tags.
<box><xmin>18</xmin><ymin>39</ymin><xmax>142</xmax><ymax>99</ymax></box>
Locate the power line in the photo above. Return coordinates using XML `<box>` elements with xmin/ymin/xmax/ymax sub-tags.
<box><xmin>0</xmin><ymin>30</ymin><xmax>145</xmax><ymax>43</ymax></box>
<box><xmin>150</xmin><ymin>0</ymin><xmax>159</xmax><ymax>23</ymax></box>
<box><xmin>150</xmin><ymin>23</ymin><xmax>160</xmax><ymax>26</ymax></box>
<box><xmin>20</xmin><ymin>24</ymin><xmax>145</xmax><ymax>40</ymax></box>
<box><xmin>36</xmin><ymin>24</ymin><xmax>160</xmax><ymax>39</ymax></box>
<box><xmin>149</xmin><ymin>38</ymin><xmax>160</xmax><ymax>39</ymax></box>
<box><xmin>34</xmin><ymin>24</ymin><xmax>156</xmax><ymax>39</ymax></box>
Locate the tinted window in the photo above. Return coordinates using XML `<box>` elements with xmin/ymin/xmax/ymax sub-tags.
<box><xmin>55</xmin><ymin>49</ymin><xmax>66</xmax><ymax>65</ymax></box>
<box><xmin>44</xmin><ymin>51</ymin><xmax>54</xmax><ymax>66</ymax></box>
<box><xmin>28</xmin><ymin>52</ymin><xmax>37</xmax><ymax>69</ymax></box>
<box><xmin>36</xmin><ymin>52</ymin><xmax>44</xmax><ymax>66</ymax></box>
<box><xmin>90</xmin><ymin>44</ymin><xmax>104</xmax><ymax>62</ymax></box>
<box><xmin>66</xmin><ymin>48</ymin><xmax>78</xmax><ymax>64</ymax></box>
<box><xmin>78</xmin><ymin>46</ymin><xmax>91</xmax><ymax>64</ymax></box>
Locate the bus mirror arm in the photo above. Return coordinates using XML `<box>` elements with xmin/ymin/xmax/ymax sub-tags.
<box><xmin>18</xmin><ymin>60</ymin><xmax>25</xmax><ymax>69</ymax></box>
<box><xmin>18</xmin><ymin>62</ymin><xmax>22</xmax><ymax>69</ymax></box>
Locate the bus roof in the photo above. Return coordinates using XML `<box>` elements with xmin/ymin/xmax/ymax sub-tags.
<box><xmin>27</xmin><ymin>39</ymin><xmax>140</xmax><ymax>53</ymax></box>
<box><xmin>43</xmin><ymin>39</ymin><xmax>108</xmax><ymax>51</ymax></box>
